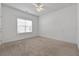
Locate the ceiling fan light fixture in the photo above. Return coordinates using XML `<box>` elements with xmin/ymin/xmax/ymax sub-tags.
<box><xmin>36</xmin><ymin>7</ymin><xmax>44</xmax><ymax>12</ymax></box>
<box><xmin>33</xmin><ymin>3</ymin><xmax>44</xmax><ymax>12</ymax></box>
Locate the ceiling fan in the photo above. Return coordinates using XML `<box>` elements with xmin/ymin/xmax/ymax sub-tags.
<box><xmin>33</xmin><ymin>3</ymin><xmax>44</xmax><ymax>12</ymax></box>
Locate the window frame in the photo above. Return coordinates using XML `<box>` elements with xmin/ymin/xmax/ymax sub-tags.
<box><xmin>17</xmin><ymin>18</ymin><xmax>32</xmax><ymax>34</ymax></box>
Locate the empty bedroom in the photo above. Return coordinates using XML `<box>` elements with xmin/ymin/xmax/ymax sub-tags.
<box><xmin>0</xmin><ymin>3</ymin><xmax>79</xmax><ymax>56</ymax></box>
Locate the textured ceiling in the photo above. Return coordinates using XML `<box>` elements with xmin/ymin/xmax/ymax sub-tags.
<box><xmin>4</xmin><ymin>3</ymin><xmax>76</xmax><ymax>16</ymax></box>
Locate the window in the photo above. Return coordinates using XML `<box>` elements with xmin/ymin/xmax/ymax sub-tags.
<box><xmin>17</xmin><ymin>18</ymin><xmax>32</xmax><ymax>33</ymax></box>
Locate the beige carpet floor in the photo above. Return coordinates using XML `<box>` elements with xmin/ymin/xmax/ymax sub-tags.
<box><xmin>0</xmin><ymin>36</ymin><xmax>78</xmax><ymax>56</ymax></box>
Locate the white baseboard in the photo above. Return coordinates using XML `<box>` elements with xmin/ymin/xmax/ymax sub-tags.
<box><xmin>39</xmin><ymin>35</ymin><xmax>77</xmax><ymax>45</ymax></box>
<box><xmin>1</xmin><ymin>36</ymin><xmax>38</xmax><ymax>44</ymax></box>
<box><xmin>0</xmin><ymin>35</ymin><xmax>77</xmax><ymax>48</ymax></box>
<box><xmin>38</xmin><ymin>35</ymin><xmax>78</xmax><ymax>49</ymax></box>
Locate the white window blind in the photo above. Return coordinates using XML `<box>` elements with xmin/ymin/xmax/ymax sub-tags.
<box><xmin>17</xmin><ymin>18</ymin><xmax>32</xmax><ymax>33</ymax></box>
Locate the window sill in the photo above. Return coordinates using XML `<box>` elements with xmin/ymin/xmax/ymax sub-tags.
<box><xmin>17</xmin><ymin>32</ymin><xmax>32</xmax><ymax>35</ymax></box>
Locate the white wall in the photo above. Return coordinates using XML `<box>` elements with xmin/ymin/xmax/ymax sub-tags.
<box><xmin>0</xmin><ymin>3</ymin><xmax>2</xmax><ymax>44</ymax></box>
<box><xmin>2</xmin><ymin>4</ymin><xmax>38</xmax><ymax>43</ymax></box>
<box><xmin>77</xmin><ymin>4</ymin><xmax>79</xmax><ymax>48</ymax></box>
<box><xmin>1</xmin><ymin>4</ymin><xmax>77</xmax><ymax>45</ymax></box>
<box><xmin>39</xmin><ymin>5</ymin><xmax>77</xmax><ymax>44</ymax></box>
